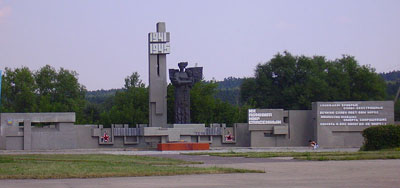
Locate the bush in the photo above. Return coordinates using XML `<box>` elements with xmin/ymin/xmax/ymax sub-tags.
<box><xmin>362</xmin><ymin>125</ymin><xmax>400</xmax><ymax>151</ymax></box>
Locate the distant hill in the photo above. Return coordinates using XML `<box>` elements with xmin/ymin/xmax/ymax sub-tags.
<box><xmin>216</xmin><ymin>77</ymin><xmax>243</xmax><ymax>89</ymax></box>
<box><xmin>84</xmin><ymin>78</ymin><xmax>245</xmax><ymax>106</ymax></box>
<box><xmin>84</xmin><ymin>71</ymin><xmax>400</xmax><ymax>105</ymax></box>
<box><xmin>214</xmin><ymin>77</ymin><xmax>244</xmax><ymax>105</ymax></box>
<box><xmin>380</xmin><ymin>71</ymin><xmax>400</xmax><ymax>82</ymax></box>
<box><xmin>86</xmin><ymin>89</ymin><xmax>122</xmax><ymax>104</ymax></box>
<box><xmin>379</xmin><ymin>71</ymin><xmax>400</xmax><ymax>99</ymax></box>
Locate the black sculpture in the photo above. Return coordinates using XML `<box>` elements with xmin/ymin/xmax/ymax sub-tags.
<box><xmin>169</xmin><ymin>62</ymin><xmax>203</xmax><ymax>124</ymax></box>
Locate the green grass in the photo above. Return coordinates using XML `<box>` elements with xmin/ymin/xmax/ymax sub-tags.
<box><xmin>185</xmin><ymin>149</ymin><xmax>400</xmax><ymax>161</ymax></box>
<box><xmin>0</xmin><ymin>154</ymin><xmax>262</xmax><ymax>179</ymax></box>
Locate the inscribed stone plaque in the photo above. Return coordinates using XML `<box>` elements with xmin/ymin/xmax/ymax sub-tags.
<box><xmin>315</xmin><ymin>101</ymin><xmax>394</xmax><ymax>126</ymax></box>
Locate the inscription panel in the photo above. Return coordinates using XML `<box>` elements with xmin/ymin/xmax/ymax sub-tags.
<box><xmin>149</xmin><ymin>32</ymin><xmax>170</xmax><ymax>54</ymax></box>
<box><xmin>316</xmin><ymin>101</ymin><xmax>393</xmax><ymax>126</ymax></box>
<box><xmin>248</xmin><ymin>109</ymin><xmax>283</xmax><ymax>125</ymax></box>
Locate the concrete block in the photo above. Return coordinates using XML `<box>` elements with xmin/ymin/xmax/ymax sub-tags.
<box><xmin>173</xmin><ymin>124</ymin><xmax>205</xmax><ymax>129</ymax></box>
<box><xmin>92</xmin><ymin>128</ymin><xmax>101</xmax><ymax>137</ymax></box>
<box><xmin>273</xmin><ymin>126</ymin><xmax>288</xmax><ymax>135</ymax></box>
<box><xmin>248</xmin><ymin>124</ymin><xmax>274</xmax><ymax>131</ymax></box>
<box><xmin>23</xmin><ymin>120</ymin><xmax>32</xmax><ymax>150</ymax></box>
<box><xmin>5</xmin><ymin>126</ymin><xmax>23</xmax><ymax>136</ymax></box>
<box><xmin>168</xmin><ymin>131</ymin><xmax>180</xmax><ymax>142</ymax></box>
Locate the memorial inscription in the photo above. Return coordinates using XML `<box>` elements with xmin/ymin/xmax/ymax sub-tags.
<box><xmin>318</xmin><ymin>102</ymin><xmax>388</xmax><ymax>126</ymax></box>
<box><xmin>149</xmin><ymin>32</ymin><xmax>170</xmax><ymax>54</ymax></box>
<box><xmin>248</xmin><ymin>109</ymin><xmax>282</xmax><ymax>125</ymax></box>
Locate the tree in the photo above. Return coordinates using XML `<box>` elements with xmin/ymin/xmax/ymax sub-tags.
<box><xmin>190</xmin><ymin>81</ymin><xmax>218</xmax><ymax>124</ymax></box>
<box><xmin>240</xmin><ymin>78</ymin><xmax>257</xmax><ymax>106</ymax></box>
<box><xmin>0</xmin><ymin>65</ymin><xmax>88</xmax><ymax>123</ymax></box>
<box><xmin>124</xmin><ymin>72</ymin><xmax>144</xmax><ymax>89</ymax></box>
<box><xmin>35</xmin><ymin>65</ymin><xmax>58</xmax><ymax>112</ymax></box>
<box><xmin>241</xmin><ymin>52</ymin><xmax>387</xmax><ymax>110</ymax></box>
<box><xmin>103</xmin><ymin>72</ymin><xmax>148</xmax><ymax>126</ymax></box>
<box><xmin>190</xmin><ymin>81</ymin><xmax>249</xmax><ymax>125</ymax></box>
<box><xmin>167</xmin><ymin>83</ymin><xmax>175</xmax><ymax>124</ymax></box>
<box><xmin>1</xmin><ymin>67</ymin><xmax>37</xmax><ymax>112</ymax></box>
<box><xmin>82</xmin><ymin>103</ymin><xmax>101</xmax><ymax>124</ymax></box>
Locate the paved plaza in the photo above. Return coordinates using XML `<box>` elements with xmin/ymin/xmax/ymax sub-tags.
<box><xmin>0</xmin><ymin>148</ymin><xmax>399</xmax><ymax>188</ymax></box>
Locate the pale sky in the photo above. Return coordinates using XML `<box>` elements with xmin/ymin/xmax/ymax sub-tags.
<box><xmin>0</xmin><ymin>0</ymin><xmax>399</xmax><ymax>90</ymax></box>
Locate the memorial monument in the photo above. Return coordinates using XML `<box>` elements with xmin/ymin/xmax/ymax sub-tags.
<box><xmin>169</xmin><ymin>62</ymin><xmax>203</xmax><ymax>124</ymax></box>
<box><xmin>148</xmin><ymin>22</ymin><xmax>170</xmax><ymax>127</ymax></box>
<box><xmin>0</xmin><ymin>22</ymin><xmax>395</xmax><ymax>151</ymax></box>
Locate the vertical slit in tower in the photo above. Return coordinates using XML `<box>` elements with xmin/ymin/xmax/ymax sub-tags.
<box><xmin>157</xmin><ymin>55</ymin><xmax>160</xmax><ymax>77</ymax></box>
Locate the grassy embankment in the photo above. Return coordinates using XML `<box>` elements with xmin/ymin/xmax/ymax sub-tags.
<box><xmin>185</xmin><ymin>148</ymin><xmax>400</xmax><ymax>161</ymax></box>
<box><xmin>0</xmin><ymin>154</ymin><xmax>262</xmax><ymax>179</ymax></box>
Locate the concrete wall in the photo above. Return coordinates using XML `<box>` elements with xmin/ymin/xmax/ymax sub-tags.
<box><xmin>31</xmin><ymin>123</ymin><xmax>78</xmax><ymax>150</ymax></box>
<box><xmin>287</xmin><ymin>110</ymin><xmax>314</xmax><ymax>146</ymax></box>
<box><xmin>210</xmin><ymin>123</ymin><xmax>250</xmax><ymax>147</ymax></box>
<box><xmin>313</xmin><ymin>101</ymin><xmax>395</xmax><ymax>147</ymax></box>
<box><xmin>0</xmin><ymin>113</ymin><xmax>76</xmax><ymax>150</ymax></box>
<box><xmin>249</xmin><ymin>109</ymin><xmax>291</xmax><ymax>147</ymax></box>
<box><xmin>0</xmin><ymin>101</ymin><xmax>395</xmax><ymax>150</ymax></box>
<box><xmin>0</xmin><ymin>113</ymin><xmax>249</xmax><ymax>150</ymax></box>
<box><xmin>234</xmin><ymin>123</ymin><xmax>251</xmax><ymax>147</ymax></box>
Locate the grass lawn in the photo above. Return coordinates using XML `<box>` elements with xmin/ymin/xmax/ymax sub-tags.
<box><xmin>185</xmin><ymin>148</ymin><xmax>400</xmax><ymax>161</ymax></box>
<box><xmin>0</xmin><ymin>154</ymin><xmax>262</xmax><ymax>179</ymax></box>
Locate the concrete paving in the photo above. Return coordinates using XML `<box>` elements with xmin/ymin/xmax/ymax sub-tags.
<box><xmin>147</xmin><ymin>154</ymin><xmax>298</xmax><ymax>164</ymax></box>
<box><xmin>0</xmin><ymin>147</ymin><xmax>360</xmax><ymax>155</ymax></box>
<box><xmin>1</xmin><ymin>159</ymin><xmax>399</xmax><ymax>188</ymax></box>
<box><xmin>1</xmin><ymin>148</ymin><xmax>398</xmax><ymax>188</ymax></box>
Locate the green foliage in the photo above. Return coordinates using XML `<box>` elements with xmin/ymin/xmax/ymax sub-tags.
<box><xmin>202</xmin><ymin>77</ymin><xmax>244</xmax><ymax>106</ymax></box>
<box><xmin>362</xmin><ymin>125</ymin><xmax>400</xmax><ymax>151</ymax></box>
<box><xmin>395</xmin><ymin>100</ymin><xmax>400</xmax><ymax>121</ymax></box>
<box><xmin>1</xmin><ymin>65</ymin><xmax>86</xmax><ymax>122</ymax></box>
<box><xmin>379</xmin><ymin>70</ymin><xmax>399</xmax><ymax>120</ymax></box>
<box><xmin>214</xmin><ymin>88</ymin><xmax>241</xmax><ymax>106</ymax></box>
<box><xmin>240</xmin><ymin>78</ymin><xmax>257</xmax><ymax>106</ymax></box>
<box><xmin>2</xmin><ymin>52</ymin><xmax>392</xmax><ymax>126</ymax></box>
<box><xmin>100</xmin><ymin>72</ymin><xmax>148</xmax><ymax>126</ymax></box>
<box><xmin>380</xmin><ymin>70</ymin><xmax>400</xmax><ymax>82</ymax></box>
<box><xmin>385</xmin><ymin>81</ymin><xmax>400</xmax><ymax>100</ymax></box>
<box><xmin>82</xmin><ymin>103</ymin><xmax>101</xmax><ymax>124</ymax></box>
<box><xmin>85</xmin><ymin>89</ymin><xmax>121</xmax><ymax>104</ymax></box>
<box><xmin>124</xmin><ymin>71</ymin><xmax>144</xmax><ymax>89</ymax></box>
<box><xmin>190</xmin><ymin>81</ymin><xmax>249</xmax><ymax>125</ymax></box>
<box><xmin>241</xmin><ymin>52</ymin><xmax>387</xmax><ymax>109</ymax></box>
<box><xmin>216</xmin><ymin>77</ymin><xmax>243</xmax><ymax>90</ymax></box>
<box><xmin>1</xmin><ymin>67</ymin><xmax>37</xmax><ymax>112</ymax></box>
<box><xmin>0</xmin><ymin>154</ymin><xmax>259</xmax><ymax>179</ymax></box>
<box><xmin>167</xmin><ymin>84</ymin><xmax>175</xmax><ymax>124</ymax></box>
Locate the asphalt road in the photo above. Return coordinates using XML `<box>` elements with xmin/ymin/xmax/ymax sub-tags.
<box><xmin>1</xmin><ymin>157</ymin><xmax>399</xmax><ymax>188</ymax></box>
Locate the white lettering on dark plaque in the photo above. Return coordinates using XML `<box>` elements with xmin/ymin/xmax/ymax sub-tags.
<box><xmin>318</xmin><ymin>103</ymin><xmax>387</xmax><ymax>126</ymax></box>
<box><xmin>248</xmin><ymin>109</ymin><xmax>282</xmax><ymax>125</ymax></box>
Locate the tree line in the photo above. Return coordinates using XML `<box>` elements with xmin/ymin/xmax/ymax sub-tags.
<box><xmin>1</xmin><ymin>51</ymin><xmax>398</xmax><ymax>125</ymax></box>
<box><xmin>240</xmin><ymin>52</ymin><xmax>387</xmax><ymax>109</ymax></box>
<box><xmin>0</xmin><ymin>65</ymin><xmax>247</xmax><ymax>126</ymax></box>
<box><xmin>1</xmin><ymin>65</ymin><xmax>87</xmax><ymax>122</ymax></box>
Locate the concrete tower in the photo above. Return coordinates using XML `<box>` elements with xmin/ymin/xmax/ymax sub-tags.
<box><xmin>148</xmin><ymin>22</ymin><xmax>170</xmax><ymax>127</ymax></box>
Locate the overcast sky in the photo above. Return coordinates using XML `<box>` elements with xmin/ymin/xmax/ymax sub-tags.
<box><xmin>0</xmin><ymin>0</ymin><xmax>399</xmax><ymax>90</ymax></box>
